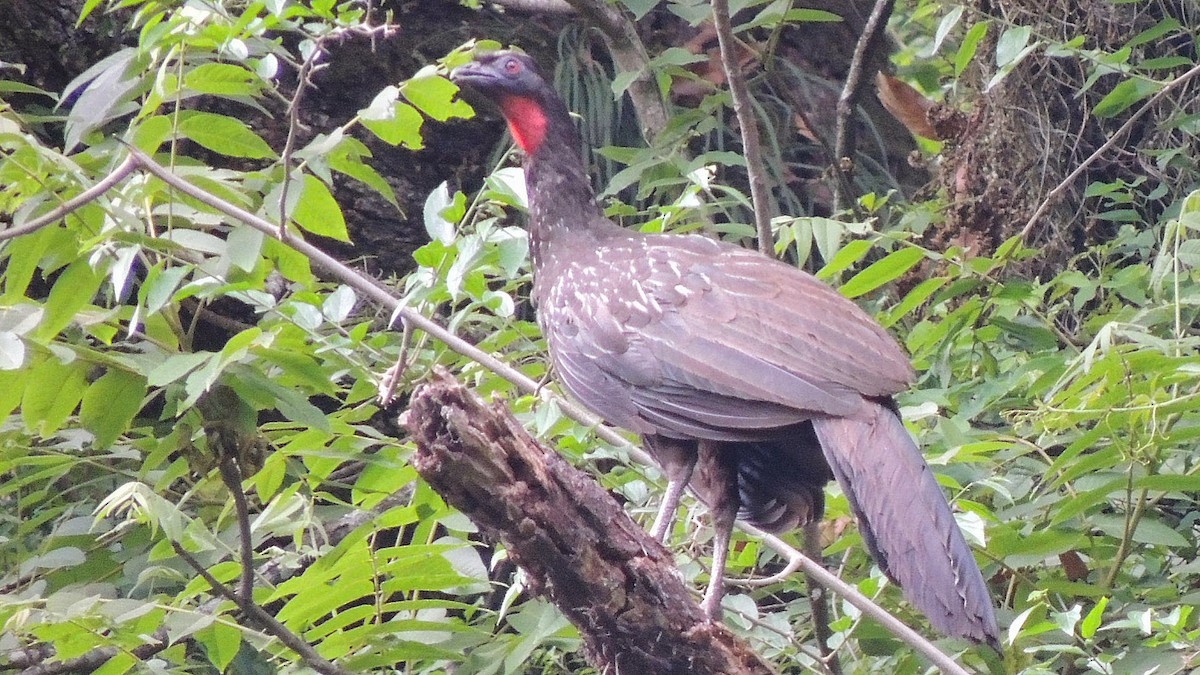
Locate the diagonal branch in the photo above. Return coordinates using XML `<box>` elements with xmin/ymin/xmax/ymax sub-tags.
<box><xmin>172</xmin><ymin>542</ymin><xmax>355</xmax><ymax>675</ymax></box>
<box><xmin>5</xmin><ymin>148</ymin><xmax>970</xmax><ymax>670</ymax></box>
<box><xmin>710</xmin><ymin>0</ymin><xmax>775</xmax><ymax>256</ymax></box>
<box><xmin>0</xmin><ymin>154</ymin><xmax>138</xmax><ymax>242</ymax></box>
<box><xmin>121</xmin><ymin>146</ymin><xmax>653</xmax><ymax>466</ymax></box>
<box><xmin>1018</xmin><ymin>62</ymin><xmax>1200</xmax><ymax>242</ymax></box>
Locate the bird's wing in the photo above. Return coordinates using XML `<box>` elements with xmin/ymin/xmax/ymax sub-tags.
<box><xmin>543</xmin><ymin>234</ymin><xmax>912</xmax><ymax>440</ymax></box>
<box><xmin>641</xmin><ymin>235</ymin><xmax>914</xmax><ymax>400</ymax></box>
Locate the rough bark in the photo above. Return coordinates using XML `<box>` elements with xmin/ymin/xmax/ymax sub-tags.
<box><xmin>405</xmin><ymin>369</ymin><xmax>775</xmax><ymax>675</ymax></box>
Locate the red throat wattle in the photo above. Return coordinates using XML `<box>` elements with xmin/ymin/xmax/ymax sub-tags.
<box><xmin>499</xmin><ymin>96</ymin><xmax>548</xmax><ymax>154</ymax></box>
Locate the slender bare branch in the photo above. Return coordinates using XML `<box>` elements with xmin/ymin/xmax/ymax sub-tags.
<box><xmin>711</xmin><ymin>0</ymin><xmax>775</xmax><ymax>255</ymax></box>
<box><xmin>216</xmin><ymin>456</ymin><xmax>255</xmax><ymax>603</ymax></box>
<box><xmin>0</xmin><ymin>154</ymin><xmax>138</xmax><ymax>242</ymax></box>
<box><xmin>833</xmin><ymin>0</ymin><xmax>896</xmax><ymax>212</ymax></box>
<box><xmin>1019</xmin><ymin>62</ymin><xmax>1200</xmax><ymax>242</ymax></box>
<box><xmin>9</xmin><ymin>148</ymin><xmax>971</xmax><ymax>668</ymax></box>
<box><xmin>739</xmin><ymin>526</ymin><xmax>972</xmax><ymax>675</ymax></box>
<box><xmin>489</xmin><ymin>0</ymin><xmax>574</xmax><ymax>12</ymax></box>
<box><xmin>172</xmin><ymin>542</ymin><xmax>355</xmax><ymax>675</ymax></box>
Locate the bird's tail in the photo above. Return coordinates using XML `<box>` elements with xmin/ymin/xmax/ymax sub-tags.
<box><xmin>811</xmin><ymin>399</ymin><xmax>999</xmax><ymax>647</ymax></box>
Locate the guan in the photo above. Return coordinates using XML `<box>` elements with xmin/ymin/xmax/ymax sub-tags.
<box><xmin>451</xmin><ymin>51</ymin><xmax>999</xmax><ymax>647</ymax></box>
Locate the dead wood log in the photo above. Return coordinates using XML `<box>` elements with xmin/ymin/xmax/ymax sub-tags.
<box><xmin>405</xmin><ymin>369</ymin><xmax>775</xmax><ymax>675</ymax></box>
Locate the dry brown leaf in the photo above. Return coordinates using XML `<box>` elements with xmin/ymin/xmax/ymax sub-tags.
<box><xmin>876</xmin><ymin>72</ymin><xmax>940</xmax><ymax>140</ymax></box>
<box><xmin>1059</xmin><ymin>550</ymin><xmax>1090</xmax><ymax>581</ymax></box>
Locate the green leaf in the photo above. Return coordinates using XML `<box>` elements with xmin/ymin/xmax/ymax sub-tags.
<box><xmin>2</xmin><ymin>226</ymin><xmax>54</xmax><ymax>300</ymax></box>
<box><xmin>21</xmin><ymin>355</ymin><xmax>89</xmax><ymax>436</ymax></box>
<box><xmin>195</xmin><ymin>620</ymin><xmax>242</xmax><ymax>672</ymax></box>
<box><xmin>254</xmin><ymin>453</ymin><xmax>286</xmax><ymax>502</ymax></box>
<box><xmin>423</xmin><ymin>182</ymin><xmax>456</xmax><ymax>245</ymax></box>
<box><xmin>618</xmin><ymin>0</ymin><xmax>657</xmax><ymax>20</ymax></box>
<box><xmin>880</xmin><ymin>276</ymin><xmax>947</xmax><ymax>327</ymax></box>
<box><xmin>816</xmin><ymin>239</ymin><xmax>872</xmax><ymax>280</ymax></box>
<box><xmin>995</xmin><ymin>25</ymin><xmax>1032</xmax><ymax>67</ymax></box>
<box><xmin>932</xmin><ymin>7</ymin><xmax>964</xmax><ymax>56</ymax></box>
<box><xmin>184</xmin><ymin>62</ymin><xmax>262</xmax><ymax>97</ymax></box>
<box><xmin>361</xmin><ymin>87</ymin><xmax>425</xmax><ymax>149</ymax></box>
<box><xmin>179</xmin><ymin>112</ymin><xmax>276</xmax><ymax>159</ymax></box>
<box><xmin>62</xmin><ymin>48</ymin><xmax>140</xmax><ymax>151</ymax></box>
<box><xmin>329</xmin><ymin>136</ymin><xmax>398</xmax><ymax>207</ymax></box>
<box><xmin>80</xmin><ymin>369</ymin><xmax>147</xmax><ymax>448</ymax></box>
<box><xmin>291</xmin><ymin>175</ymin><xmax>349</xmax><ymax>242</ymax></box>
<box><xmin>1091</xmin><ymin>514</ymin><xmax>1189</xmax><ymax>547</ymax></box>
<box><xmin>1126</xmin><ymin>18</ymin><xmax>1181</xmax><ymax>48</ymax></box>
<box><xmin>226</xmin><ymin>225</ymin><xmax>264</xmax><ymax>272</ymax></box>
<box><xmin>1093</xmin><ymin>78</ymin><xmax>1160</xmax><ymax>119</ymax></box>
<box><xmin>1136</xmin><ymin>474</ymin><xmax>1200</xmax><ymax>493</ymax></box>
<box><xmin>146</xmin><ymin>351</ymin><xmax>212</xmax><ymax>387</ymax></box>
<box><xmin>141</xmin><ymin>264</ymin><xmax>190</xmax><ymax>315</ymax></box>
<box><xmin>956</xmin><ymin>22</ymin><xmax>988</xmax><ymax>75</ymax></box>
<box><xmin>0</xmin><ymin>369</ymin><xmax>28</xmax><ymax>419</ymax></box>
<box><xmin>128</xmin><ymin>115</ymin><xmax>174</xmax><ymax>154</ymax></box>
<box><xmin>1080</xmin><ymin>597</ymin><xmax>1109</xmax><ymax>639</ymax></box>
<box><xmin>839</xmin><ymin>247</ymin><xmax>925</xmax><ymax>298</ymax></box>
<box><xmin>402</xmin><ymin>75</ymin><xmax>474</xmax><ymax>122</ymax></box>
<box><xmin>35</xmin><ymin>259</ymin><xmax>105</xmax><ymax>341</ymax></box>
<box><xmin>0</xmin><ymin>332</ymin><xmax>25</xmax><ymax>370</ymax></box>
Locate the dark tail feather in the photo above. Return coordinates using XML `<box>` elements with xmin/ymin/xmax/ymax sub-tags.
<box><xmin>812</xmin><ymin>400</ymin><xmax>999</xmax><ymax>647</ymax></box>
<box><xmin>731</xmin><ymin>426</ymin><xmax>831</xmax><ymax>533</ymax></box>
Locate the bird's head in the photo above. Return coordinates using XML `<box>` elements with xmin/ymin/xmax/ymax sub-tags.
<box><xmin>451</xmin><ymin>51</ymin><xmax>555</xmax><ymax>155</ymax></box>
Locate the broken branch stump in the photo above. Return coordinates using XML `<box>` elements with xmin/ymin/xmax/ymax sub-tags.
<box><xmin>405</xmin><ymin>370</ymin><xmax>774</xmax><ymax>675</ymax></box>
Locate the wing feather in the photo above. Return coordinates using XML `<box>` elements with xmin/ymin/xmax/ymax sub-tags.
<box><xmin>540</xmin><ymin>232</ymin><xmax>914</xmax><ymax>440</ymax></box>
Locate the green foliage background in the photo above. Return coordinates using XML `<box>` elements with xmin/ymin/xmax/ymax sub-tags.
<box><xmin>1</xmin><ymin>0</ymin><xmax>1198</xmax><ymax>673</ymax></box>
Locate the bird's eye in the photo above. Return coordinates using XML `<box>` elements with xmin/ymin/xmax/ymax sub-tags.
<box><xmin>504</xmin><ymin>58</ymin><xmax>522</xmax><ymax>75</ymax></box>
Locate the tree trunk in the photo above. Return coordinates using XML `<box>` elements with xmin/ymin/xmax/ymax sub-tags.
<box><xmin>405</xmin><ymin>369</ymin><xmax>776</xmax><ymax>675</ymax></box>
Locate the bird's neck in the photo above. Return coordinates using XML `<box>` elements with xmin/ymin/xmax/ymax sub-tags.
<box><xmin>517</xmin><ymin>103</ymin><xmax>614</xmax><ymax>272</ymax></box>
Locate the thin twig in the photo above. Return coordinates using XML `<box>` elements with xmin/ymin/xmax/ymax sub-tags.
<box><xmin>1018</xmin><ymin>62</ymin><xmax>1200</xmax><ymax>242</ymax></box>
<box><xmin>767</xmin><ymin>72</ymin><xmax>861</xmax><ymax>218</ymax></box>
<box><xmin>740</xmin><ymin>526</ymin><xmax>972</xmax><ymax>675</ymax></box>
<box><xmin>0</xmin><ymin>155</ymin><xmax>138</xmax><ymax>242</ymax></box>
<box><xmin>275</xmin><ymin>51</ymin><xmax>321</xmax><ymax>238</ymax></box>
<box><xmin>172</xmin><ymin>542</ymin><xmax>355</xmax><ymax>675</ymax></box>
<box><xmin>216</xmin><ymin>456</ymin><xmax>255</xmax><ymax>603</ymax></box>
<box><xmin>489</xmin><ymin>0</ymin><xmax>574</xmax><ymax>11</ymax></box>
<box><xmin>710</xmin><ymin>0</ymin><xmax>775</xmax><ymax>256</ymax></box>
<box><xmin>804</xmin><ymin>520</ymin><xmax>843</xmax><ymax>675</ymax></box>
<box><xmin>377</xmin><ymin>317</ymin><xmax>414</xmax><ymax>406</ymax></box>
<box><xmin>833</xmin><ymin>0</ymin><xmax>896</xmax><ymax>212</ymax></box>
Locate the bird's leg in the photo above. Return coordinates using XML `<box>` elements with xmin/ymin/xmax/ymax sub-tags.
<box><xmin>647</xmin><ymin>439</ymin><xmax>696</xmax><ymax>542</ymax></box>
<box><xmin>650</xmin><ymin>463</ymin><xmax>694</xmax><ymax>541</ymax></box>
<box><xmin>696</xmin><ymin>440</ymin><xmax>739</xmax><ymax>621</ymax></box>
<box><xmin>701</xmin><ymin>506</ymin><xmax>736</xmax><ymax>621</ymax></box>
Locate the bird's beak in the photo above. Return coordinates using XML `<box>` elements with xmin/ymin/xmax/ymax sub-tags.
<box><xmin>449</xmin><ymin>61</ymin><xmax>493</xmax><ymax>89</ymax></box>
